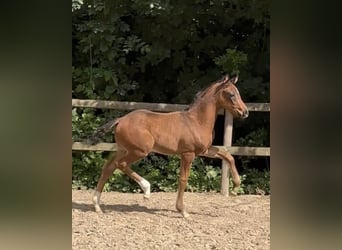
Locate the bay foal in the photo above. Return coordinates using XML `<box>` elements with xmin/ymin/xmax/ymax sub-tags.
<box><xmin>88</xmin><ymin>75</ymin><xmax>249</xmax><ymax>217</ymax></box>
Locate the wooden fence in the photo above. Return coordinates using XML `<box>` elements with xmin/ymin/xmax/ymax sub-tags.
<box><xmin>72</xmin><ymin>99</ymin><xmax>270</xmax><ymax>196</ymax></box>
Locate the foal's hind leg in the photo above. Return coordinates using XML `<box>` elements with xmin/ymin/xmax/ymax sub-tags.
<box><xmin>121</xmin><ymin>166</ymin><xmax>151</xmax><ymax>199</ymax></box>
<box><xmin>93</xmin><ymin>149</ymin><xmax>151</xmax><ymax>213</ymax></box>
<box><xmin>114</xmin><ymin>150</ymin><xmax>151</xmax><ymax>200</ymax></box>
<box><xmin>92</xmin><ymin>150</ymin><xmax>126</xmax><ymax>213</ymax></box>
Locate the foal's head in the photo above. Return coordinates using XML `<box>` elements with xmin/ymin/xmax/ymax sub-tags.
<box><xmin>217</xmin><ymin>75</ymin><xmax>249</xmax><ymax>119</ymax></box>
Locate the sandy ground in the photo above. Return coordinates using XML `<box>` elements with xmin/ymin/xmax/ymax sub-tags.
<box><xmin>72</xmin><ymin>190</ymin><xmax>270</xmax><ymax>250</ymax></box>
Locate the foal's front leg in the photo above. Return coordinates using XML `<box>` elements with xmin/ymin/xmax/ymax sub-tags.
<box><xmin>175</xmin><ymin>152</ymin><xmax>195</xmax><ymax>218</ymax></box>
<box><xmin>200</xmin><ymin>146</ymin><xmax>241</xmax><ymax>196</ymax></box>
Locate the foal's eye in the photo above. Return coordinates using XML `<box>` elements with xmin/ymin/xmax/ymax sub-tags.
<box><xmin>227</xmin><ymin>92</ymin><xmax>235</xmax><ymax>98</ymax></box>
<box><xmin>224</xmin><ymin>91</ymin><xmax>236</xmax><ymax>101</ymax></box>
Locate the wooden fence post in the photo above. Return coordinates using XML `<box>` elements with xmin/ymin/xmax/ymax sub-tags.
<box><xmin>220</xmin><ymin>110</ymin><xmax>233</xmax><ymax>196</ymax></box>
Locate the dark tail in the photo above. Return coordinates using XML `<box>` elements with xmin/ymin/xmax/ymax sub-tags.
<box><xmin>84</xmin><ymin>118</ymin><xmax>119</xmax><ymax>145</ymax></box>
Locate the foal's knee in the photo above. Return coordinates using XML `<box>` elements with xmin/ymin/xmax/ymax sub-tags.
<box><xmin>224</xmin><ymin>153</ymin><xmax>241</xmax><ymax>186</ymax></box>
<box><xmin>117</xmin><ymin>162</ymin><xmax>128</xmax><ymax>172</ymax></box>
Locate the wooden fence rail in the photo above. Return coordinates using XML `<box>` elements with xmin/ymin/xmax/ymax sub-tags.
<box><xmin>72</xmin><ymin>98</ymin><xmax>270</xmax><ymax>113</ymax></box>
<box><xmin>72</xmin><ymin>142</ymin><xmax>270</xmax><ymax>156</ymax></box>
<box><xmin>72</xmin><ymin>99</ymin><xmax>270</xmax><ymax>196</ymax></box>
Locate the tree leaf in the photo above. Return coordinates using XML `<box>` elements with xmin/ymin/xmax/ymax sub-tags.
<box><xmin>105</xmin><ymin>85</ymin><xmax>115</xmax><ymax>94</ymax></box>
<box><xmin>75</xmin><ymin>84</ymin><xmax>84</xmax><ymax>93</ymax></box>
<box><xmin>103</xmin><ymin>71</ymin><xmax>112</xmax><ymax>82</ymax></box>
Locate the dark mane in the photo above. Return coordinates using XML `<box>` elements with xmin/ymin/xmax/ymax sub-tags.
<box><xmin>184</xmin><ymin>75</ymin><xmax>229</xmax><ymax>110</ymax></box>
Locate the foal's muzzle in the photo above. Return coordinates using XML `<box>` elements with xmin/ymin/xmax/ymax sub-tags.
<box><xmin>242</xmin><ymin>109</ymin><xmax>249</xmax><ymax>119</ymax></box>
<box><xmin>235</xmin><ymin>108</ymin><xmax>249</xmax><ymax>119</ymax></box>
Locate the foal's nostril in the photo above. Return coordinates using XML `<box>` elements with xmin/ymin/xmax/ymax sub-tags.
<box><xmin>243</xmin><ymin>110</ymin><xmax>249</xmax><ymax>118</ymax></box>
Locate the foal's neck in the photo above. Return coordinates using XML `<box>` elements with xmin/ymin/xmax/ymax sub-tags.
<box><xmin>186</xmin><ymin>97</ymin><xmax>218</xmax><ymax>132</ymax></box>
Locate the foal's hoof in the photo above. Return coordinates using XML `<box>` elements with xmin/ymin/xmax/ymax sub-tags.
<box><xmin>229</xmin><ymin>191</ymin><xmax>238</xmax><ymax>196</ymax></box>
<box><xmin>143</xmin><ymin>195</ymin><xmax>150</xmax><ymax>201</ymax></box>
<box><xmin>181</xmin><ymin>211</ymin><xmax>190</xmax><ymax>218</ymax></box>
<box><xmin>94</xmin><ymin>205</ymin><xmax>103</xmax><ymax>214</ymax></box>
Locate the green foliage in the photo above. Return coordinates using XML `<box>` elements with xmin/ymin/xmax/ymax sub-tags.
<box><xmin>72</xmin><ymin>0</ymin><xmax>270</xmax><ymax>103</ymax></box>
<box><xmin>187</xmin><ymin>158</ymin><xmax>222</xmax><ymax>192</ymax></box>
<box><xmin>214</xmin><ymin>48</ymin><xmax>248</xmax><ymax>76</ymax></box>
<box><xmin>72</xmin><ymin>151</ymin><xmax>105</xmax><ymax>189</ymax></box>
<box><xmin>238</xmin><ymin>169</ymin><xmax>270</xmax><ymax>195</ymax></box>
<box><xmin>84</xmin><ymin>154</ymin><xmax>224</xmax><ymax>193</ymax></box>
<box><xmin>72</xmin><ymin>0</ymin><xmax>270</xmax><ymax>194</ymax></box>
<box><xmin>72</xmin><ymin>152</ymin><xmax>270</xmax><ymax>195</ymax></box>
<box><xmin>237</xmin><ymin>127</ymin><xmax>269</xmax><ymax>147</ymax></box>
<box><xmin>72</xmin><ymin>108</ymin><xmax>102</xmax><ymax>140</ymax></box>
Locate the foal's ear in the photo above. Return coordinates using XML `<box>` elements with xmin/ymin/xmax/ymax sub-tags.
<box><xmin>230</xmin><ymin>75</ymin><xmax>239</xmax><ymax>84</ymax></box>
<box><xmin>222</xmin><ymin>75</ymin><xmax>230</xmax><ymax>83</ymax></box>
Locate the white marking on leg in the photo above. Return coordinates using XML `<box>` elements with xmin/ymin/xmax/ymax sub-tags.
<box><xmin>92</xmin><ymin>190</ymin><xmax>103</xmax><ymax>213</ymax></box>
<box><xmin>182</xmin><ymin>211</ymin><xmax>190</xmax><ymax>218</ymax></box>
<box><xmin>138</xmin><ymin>178</ymin><xmax>151</xmax><ymax>198</ymax></box>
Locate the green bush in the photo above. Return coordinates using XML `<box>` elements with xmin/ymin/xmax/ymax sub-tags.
<box><xmin>72</xmin><ymin>151</ymin><xmax>270</xmax><ymax>195</ymax></box>
<box><xmin>239</xmin><ymin>168</ymin><xmax>270</xmax><ymax>195</ymax></box>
